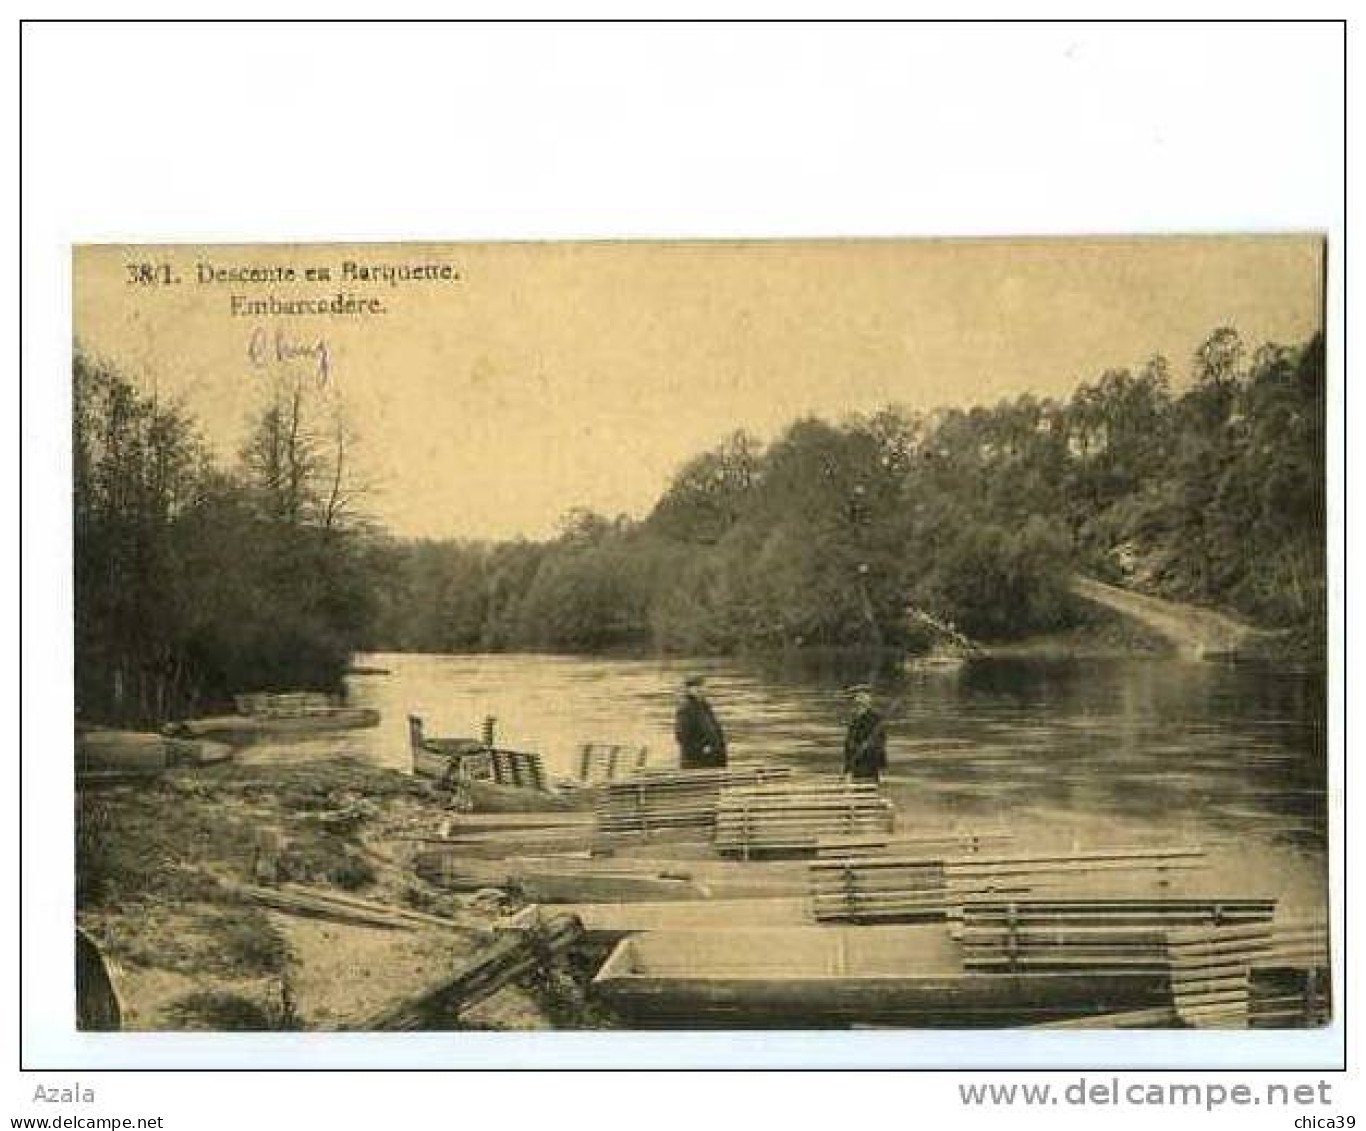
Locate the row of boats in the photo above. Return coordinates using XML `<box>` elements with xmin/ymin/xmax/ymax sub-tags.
<box><xmin>76</xmin><ymin>690</ymin><xmax>1331</xmax><ymax>1031</ymax></box>
<box><xmin>404</xmin><ymin>718</ymin><xmax>1330</xmax><ymax>1031</ymax></box>
<box><xmin>77</xmin><ymin>691</ymin><xmax>382</xmax><ymax>779</ymax></box>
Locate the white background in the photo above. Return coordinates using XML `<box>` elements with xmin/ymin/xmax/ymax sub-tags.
<box><xmin>11</xmin><ymin>13</ymin><xmax>1355</xmax><ymax>1127</ymax></box>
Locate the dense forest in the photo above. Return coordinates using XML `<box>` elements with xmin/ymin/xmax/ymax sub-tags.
<box><xmin>73</xmin><ymin>348</ymin><xmax>374</xmax><ymax>725</ymax></box>
<box><xmin>365</xmin><ymin>328</ymin><xmax>1326</xmax><ymax>656</ymax></box>
<box><xmin>73</xmin><ymin>326</ymin><xmax>1326</xmax><ymax>725</ymax></box>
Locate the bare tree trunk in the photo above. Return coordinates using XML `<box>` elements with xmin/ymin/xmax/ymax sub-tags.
<box><xmin>286</xmin><ymin>381</ymin><xmax>305</xmax><ymax>524</ymax></box>
<box><xmin>324</xmin><ymin>416</ymin><xmax>345</xmax><ymax>531</ymax></box>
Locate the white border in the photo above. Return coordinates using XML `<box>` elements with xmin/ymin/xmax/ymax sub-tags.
<box><xmin>16</xmin><ymin>20</ymin><xmax>1348</xmax><ymax>1079</ymax></box>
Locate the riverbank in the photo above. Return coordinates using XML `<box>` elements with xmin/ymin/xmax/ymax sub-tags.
<box><xmin>979</xmin><ymin>609</ymin><xmax>1172</xmax><ymax>660</ymax></box>
<box><xmin>76</xmin><ymin>637</ymin><xmax>1327</xmax><ymax>1030</ymax></box>
<box><xmin>75</xmin><ymin>758</ymin><xmax>567</xmax><ymax>1030</ymax></box>
<box><xmin>360</xmin><ymin>597</ymin><xmax>1223</xmax><ymax>670</ymax></box>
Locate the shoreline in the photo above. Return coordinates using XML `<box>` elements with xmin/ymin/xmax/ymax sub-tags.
<box><xmin>76</xmin><ymin>758</ymin><xmax>561</xmax><ymax>1032</ymax></box>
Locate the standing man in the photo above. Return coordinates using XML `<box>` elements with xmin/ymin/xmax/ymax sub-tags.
<box><xmin>674</xmin><ymin>675</ymin><xmax>728</xmax><ymax>769</ymax></box>
<box><xmin>843</xmin><ymin>686</ymin><xmax>888</xmax><ymax>783</ymax></box>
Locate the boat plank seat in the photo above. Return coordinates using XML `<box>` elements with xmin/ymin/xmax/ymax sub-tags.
<box><xmin>408</xmin><ymin>714</ymin><xmax>548</xmax><ymax>791</ymax></box>
<box><xmin>413</xmin><ymin>852</ymin><xmax>709</xmax><ymax>902</ymax></box>
<box><xmin>235</xmin><ymin>691</ymin><xmax>339</xmax><ymax>718</ymax></box>
<box><xmin>714</xmin><ymin>781</ymin><xmax>895</xmax><ymax>858</ymax></box>
<box><xmin>812</xmin><ymin>830</ymin><xmax>1013</xmax><ymax>858</ymax></box>
<box><xmin>593</xmin><ymin>764</ymin><xmax>795</xmax><ymax>845</ymax></box>
<box><xmin>576</xmin><ymin>742</ymin><xmax>653</xmax><ymax>784</ymax></box>
<box><xmin>958</xmin><ymin>898</ymin><xmax>1281</xmax><ymax>1029</ymax></box>
<box><xmin>498</xmin><ymin>897</ymin><xmax>814</xmax><ymax>941</ymax></box>
<box><xmin>811</xmin><ymin>846</ymin><xmax>1208</xmax><ymax>923</ymax></box>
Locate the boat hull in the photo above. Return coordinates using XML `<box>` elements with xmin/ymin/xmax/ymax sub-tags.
<box><xmin>592</xmin><ymin>926</ymin><xmax>1172</xmax><ymax>1028</ymax></box>
<box><xmin>415</xmin><ymin>852</ymin><xmax>708</xmax><ymax>902</ymax></box>
<box><xmin>411</xmin><ymin>744</ymin><xmax>459</xmax><ymax>780</ymax></box>
<box><xmin>411</xmin><ymin>740</ymin><xmax>585</xmax><ymax>813</ymax></box>
<box><xmin>75</xmin><ymin>928</ymin><xmax>123</xmax><ymax>1031</ymax></box>
<box><xmin>596</xmin><ymin>971</ymin><xmax>1172</xmax><ymax>1028</ymax></box>
<box><xmin>76</xmin><ymin>730</ymin><xmax>235</xmax><ymax>777</ymax></box>
<box><xmin>501</xmin><ymin>897</ymin><xmax>813</xmax><ymax>942</ymax></box>
<box><xmin>169</xmin><ymin>708</ymin><xmax>380</xmax><ymax>744</ymax></box>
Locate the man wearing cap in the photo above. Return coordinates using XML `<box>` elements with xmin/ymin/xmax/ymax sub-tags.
<box><xmin>674</xmin><ymin>675</ymin><xmax>728</xmax><ymax>769</ymax></box>
<box><xmin>843</xmin><ymin>687</ymin><xmax>888</xmax><ymax>783</ymax></box>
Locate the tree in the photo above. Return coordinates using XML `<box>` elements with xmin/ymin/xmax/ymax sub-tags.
<box><xmin>73</xmin><ymin>346</ymin><xmax>381</xmax><ymax>724</ymax></box>
<box><xmin>74</xmin><ymin>349</ymin><xmax>207</xmax><ymax>721</ymax></box>
<box><xmin>356</xmin><ymin>324</ymin><xmax>1325</xmax><ymax>662</ymax></box>
<box><xmin>240</xmin><ymin>369</ymin><xmax>365</xmax><ymax>530</ymax></box>
<box><xmin>648</xmin><ymin>430</ymin><xmax>762</xmax><ymax>544</ymax></box>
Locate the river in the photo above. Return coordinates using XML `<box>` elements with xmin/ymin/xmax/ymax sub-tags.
<box><xmin>244</xmin><ymin>650</ymin><xmax>1329</xmax><ymax>916</ymax></box>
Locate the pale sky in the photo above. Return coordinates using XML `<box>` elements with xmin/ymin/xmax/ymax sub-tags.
<box><xmin>73</xmin><ymin>236</ymin><xmax>1324</xmax><ymax>541</ymax></box>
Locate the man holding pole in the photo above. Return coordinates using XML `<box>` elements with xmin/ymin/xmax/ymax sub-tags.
<box><xmin>843</xmin><ymin>686</ymin><xmax>889</xmax><ymax>783</ymax></box>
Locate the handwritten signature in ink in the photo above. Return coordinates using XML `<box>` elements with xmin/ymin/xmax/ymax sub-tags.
<box><xmin>248</xmin><ymin>326</ymin><xmax>331</xmax><ymax>385</ymax></box>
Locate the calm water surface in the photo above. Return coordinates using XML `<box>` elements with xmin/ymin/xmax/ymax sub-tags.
<box><xmin>244</xmin><ymin>650</ymin><xmax>1329</xmax><ymax>914</ymax></box>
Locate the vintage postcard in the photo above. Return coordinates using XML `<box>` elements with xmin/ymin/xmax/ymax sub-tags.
<box><xmin>71</xmin><ymin>236</ymin><xmax>1328</xmax><ymax>1043</ymax></box>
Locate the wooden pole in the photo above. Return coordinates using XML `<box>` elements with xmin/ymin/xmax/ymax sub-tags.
<box><xmin>358</xmin><ymin>913</ymin><xmax>584</xmax><ymax>1031</ymax></box>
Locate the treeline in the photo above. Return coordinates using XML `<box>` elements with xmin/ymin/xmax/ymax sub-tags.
<box><xmin>73</xmin><ymin>325</ymin><xmax>1325</xmax><ymax>726</ymax></box>
<box><xmin>366</xmin><ymin>328</ymin><xmax>1326</xmax><ymax>658</ymax></box>
<box><xmin>74</xmin><ymin>348</ymin><xmax>373</xmax><ymax>725</ymax></box>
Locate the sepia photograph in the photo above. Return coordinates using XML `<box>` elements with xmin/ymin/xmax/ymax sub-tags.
<box><xmin>67</xmin><ymin>235</ymin><xmax>1329</xmax><ymax>1042</ymax></box>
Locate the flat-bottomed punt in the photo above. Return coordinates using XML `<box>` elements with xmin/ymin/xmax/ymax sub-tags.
<box><xmin>76</xmin><ymin>729</ymin><xmax>234</xmax><ymax>779</ymax></box>
<box><xmin>408</xmin><ymin>715</ymin><xmax>584</xmax><ymax>812</ymax></box>
<box><xmin>170</xmin><ymin>693</ymin><xmax>380</xmax><ymax>744</ymax></box>
<box><xmin>414</xmin><ymin>851</ymin><xmax>711</xmax><ymax>902</ymax></box>
<box><xmin>592</xmin><ymin>925</ymin><xmax>1173</xmax><ymax>1028</ymax></box>
<box><xmin>500</xmin><ymin>897</ymin><xmax>813</xmax><ymax>941</ymax></box>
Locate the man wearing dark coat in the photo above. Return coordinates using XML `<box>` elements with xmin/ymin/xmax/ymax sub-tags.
<box><xmin>843</xmin><ymin>688</ymin><xmax>888</xmax><ymax>782</ymax></box>
<box><xmin>674</xmin><ymin>675</ymin><xmax>727</xmax><ymax>769</ymax></box>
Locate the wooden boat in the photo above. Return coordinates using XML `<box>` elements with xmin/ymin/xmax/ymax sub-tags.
<box><xmin>592</xmin><ymin>925</ymin><xmax>1173</xmax><ymax>1028</ymax></box>
<box><xmin>414</xmin><ymin>826</ymin><xmax>590</xmax><ymax>856</ymax></box>
<box><xmin>439</xmin><ymin>813</ymin><xmax>595</xmax><ymax>833</ymax></box>
<box><xmin>500</xmin><ymin>897</ymin><xmax>813</xmax><ymax>942</ymax></box>
<box><xmin>593</xmin><ymin>764</ymin><xmax>796</xmax><ymax>846</ymax></box>
<box><xmin>408</xmin><ymin>715</ymin><xmax>588</xmax><ymax>813</ymax></box>
<box><xmin>409</xmin><ymin>715</ymin><xmax>546</xmax><ymax>784</ymax></box>
<box><xmin>455</xmin><ymin>780</ymin><xmax>587</xmax><ymax>815</ymax></box>
<box><xmin>575</xmin><ymin>741</ymin><xmax>653</xmax><ymax>784</ymax></box>
<box><xmin>167</xmin><ymin>707</ymin><xmax>380</xmax><ymax>744</ymax></box>
<box><xmin>810</xmin><ymin>846</ymin><xmax>1208</xmax><ymax>923</ymax></box>
<box><xmin>408</xmin><ymin>848</ymin><xmax>811</xmax><ymax>895</ymax></box>
<box><xmin>76</xmin><ymin>730</ymin><xmax>234</xmax><ymax>778</ymax></box>
<box><xmin>713</xmin><ymin>781</ymin><xmax>895</xmax><ymax>858</ymax></box>
<box><xmin>77</xmin><ymin>730</ymin><xmax>174</xmax><ymax>774</ymax></box>
<box><xmin>413</xmin><ymin>850</ymin><xmax>709</xmax><ymax>902</ymax></box>
<box><xmin>408</xmin><ymin>714</ymin><xmax>487</xmax><ymax>780</ymax></box>
<box><xmin>503</xmin><ymin>855</ymin><xmax>814</xmax><ymax>899</ymax></box>
<box><xmin>412</xmin><ymin>740</ymin><xmax>479</xmax><ymax>781</ymax></box>
<box><xmin>76</xmin><ymin>928</ymin><xmax>123</xmax><ymax>1031</ymax></box>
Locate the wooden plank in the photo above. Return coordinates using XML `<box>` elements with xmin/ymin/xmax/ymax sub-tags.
<box><xmin>498</xmin><ymin>897</ymin><xmax>813</xmax><ymax>941</ymax></box>
<box><xmin>413</xmin><ymin>853</ymin><xmax>711</xmax><ymax>902</ymax></box>
<box><xmin>443</xmin><ymin>812</ymin><xmax>594</xmax><ymax>832</ymax></box>
<box><xmin>225</xmin><ymin>880</ymin><xmax>468</xmax><ymax>933</ymax></box>
<box><xmin>358</xmin><ymin>913</ymin><xmax>583</xmax><ymax>1030</ymax></box>
<box><xmin>1028</xmin><ymin>1005</ymin><xmax>1181</xmax><ymax>1029</ymax></box>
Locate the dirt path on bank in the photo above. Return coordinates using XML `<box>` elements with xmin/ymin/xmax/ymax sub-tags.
<box><xmin>1069</xmin><ymin>575</ymin><xmax>1276</xmax><ymax>659</ymax></box>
